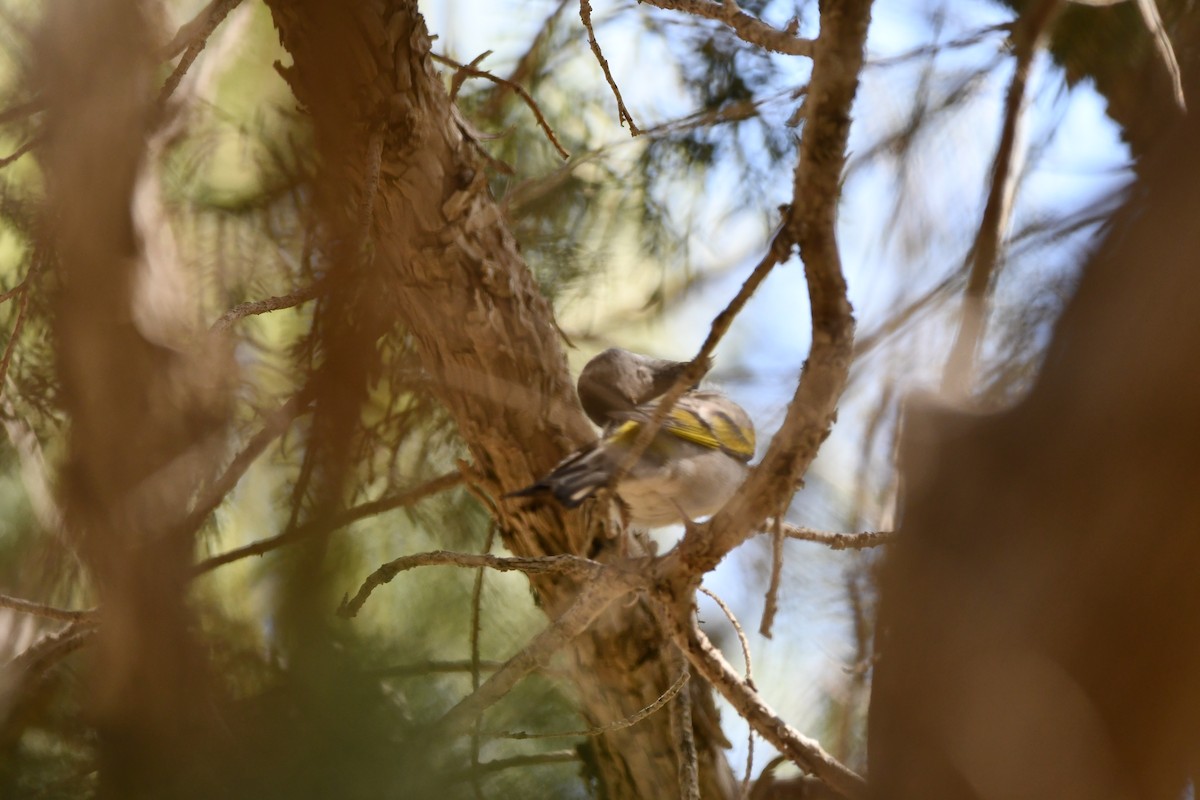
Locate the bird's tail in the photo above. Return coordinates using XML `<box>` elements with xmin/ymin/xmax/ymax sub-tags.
<box><xmin>505</xmin><ymin>447</ymin><xmax>613</xmax><ymax>509</ymax></box>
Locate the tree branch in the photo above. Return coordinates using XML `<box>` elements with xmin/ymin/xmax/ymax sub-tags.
<box><xmin>432</xmin><ymin>571</ymin><xmax>639</xmax><ymax>736</ymax></box>
<box><xmin>580</xmin><ymin>0</ymin><xmax>640</xmax><ymax>133</ymax></box>
<box><xmin>0</xmin><ymin>594</ymin><xmax>97</xmax><ymax>623</ymax></box>
<box><xmin>639</xmin><ymin>0</ymin><xmax>814</xmax><ymax>57</ymax></box>
<box><xmin>194</xmin><ymin>470</ymin><xmax>463</xmax><ymax>576</ymax></box>
<box><xmin>339</xmin><ymin>550</ymin><xmax>606</xmax><ymax>618</ymax></box>
<box><xmin>662</xmin><ymin>606</ymin><xmax>866</xmax><ymax>799</ymax></box>
<box><xmin>663</xmin><ymin>0</ymin><xmax>871</xmax><ymax>582</ymax></box>
<box><xmin>942</xmin><ymin>0</ymin><xmax>1058</xmax><ymax>396</ymax></box>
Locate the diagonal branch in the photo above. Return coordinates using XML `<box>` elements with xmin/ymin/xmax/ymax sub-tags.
<box><xmin>0</xmin><ymin>594</ymin><xmax>97</xmax><ymax>623</ymax></box>
<box><xmin>661</xmin><ymin>605</ymin><xmax>866</xmax><ymax>799</ymax></box>
<box><xmin>432</xmin><ymin>570</ymin><xmax>640</xmax><ymax>736</ymax></box>
<box><xmin>339</xmin><ymin>550</ymin><xmax>607</xmax><ymax>618</ymax></box>
<box><xmin>662</xmin><ymin>0</ymin><xmax>871</xmax><ymax>583</ymax></box>
<box><xmin>194</xmin><ymin>470</ymin><xmax>463</xmax><ymax>576</ymax></box>
<box><xmin>942</xmin><ymin>0</ymin><xmax>1058</xmax><ymax>397</ymax></box>
<box><xmin>580</xmin><ymin>0</ymin><xmax>640</xmax><ymax>133</ymax></box>
<box><xmin>639</xmin><ymin>0</ymin><xmax>814</xmax><ymax>57</ymax></box>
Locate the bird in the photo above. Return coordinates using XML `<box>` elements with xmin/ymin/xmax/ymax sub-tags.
<box><xmin>575</xmin><ymin>347</ymin><xmax>708</xmax><ymax>427</ymax></box>
<box><xmin>509</xmin><ymin>349</ymin><xmax>755</xmax><ymax>527</ymax></box>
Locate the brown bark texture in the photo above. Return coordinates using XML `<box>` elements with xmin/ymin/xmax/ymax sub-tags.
<box><xmin>261</xmin><ymin>2</ymin><xmax>735</xmax><ymax>796</ymax></box>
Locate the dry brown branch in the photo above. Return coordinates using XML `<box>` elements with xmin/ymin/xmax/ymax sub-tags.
<box><xmin>158</xmin><ymin>0</ymin><xmax>245</xmax><ymax>105</ymax></box>
<box><xmin>0</xmin><ymin>137</ymin><xmax>38</xmax><ymax>168</ymax></box>
<box><xmin>432</xmin><ymin>52</ymin><xmax>570</xmax><ymax>160</ymax></box>
<box><xmin>209</xmin><ymin>283</ymin><xmax>322</xmax><ymax>332</ymax></box>
<box><xmin>660</xmin><ymin>0</ymin><xmax>870</xmax><ymax>584</ymax></box>
<box><xmin>469</xmin><ymin>523</ymin><xmax>496</xmax><ymax>800</ymax></box>
<box><xmin>639</xmin><ymin>0</ymin><xmax>814</xmax><ymax>57</ymax></box>
<box><xmin>489</xmin><ymin>667</ymin><xmax>689</xmax><ymax>740</ymax></box>
<box><xmin>759</xmin><ymin>515</ymin><xmax>784</xmax><ymax>638</ymax></box>
<box><xmin>699</xmin><ymin>586</ymin><xmax>756</xmax><ymax>799</ymax></box>
<box><xmin>580</xmin><ymin>0</ymin><xmax>640</xmax><ymax>134</ymax></box>
<box><xmin>775</xmin><ymin>524</ymin><xmax>895</xmax><ymax>550</ymax></box>
<box><xmin>942</xmin><ymin>0</ymin><xmax>1058</xmax><ymax>396</ymax></box>
<box><xmin>671</xmin><ymin>652</ymin><xmax>700</xmax><ymax>800</ymax></box>
<box><xmin>0</xmin><ymin>594</ymin><xmax>97</xmax><ymax>623</ymax></box>
<box><xmin>194</xmin><ymin>470</ymin><xmax>463</xmax><ymax>575</ymax></box>
<box><xmin>432</xmin><ymin>572</ymin><xmax>640</xmax><ymax>737</ymax></box>
<box><xmin>339</xmin><ymin>550</ymin><xmax>606</xmax><ymax>618</ymax></box>
<box><xmin>661</xmin><ymin>606</ymin><xmax>866</xmax><ymax>799</ymax></box>
<box><xmin>5</xmin><ymin>619</ymin><xmax>97</xmax><ymax>673</ymax></box>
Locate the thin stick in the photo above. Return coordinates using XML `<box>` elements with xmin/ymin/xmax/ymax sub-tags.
<box><xmin>339</xmin><ymin>550</ymin><xmax>604</xmax><ymax>618</ymax></box>
<box><xmin>158</xmin><ymin>0</ymin><xmax>245</xmax><ymax>106</ymax></box>
<box><xmin>639</xmin><ymin>0</ymin><xmax>814</xmax><ymax>57</ymax></box>
<box><xmin>580</xmin><ymin>0</ymin><xmax>640</xmax><ymax>134</ymax></box>
<box><xmin>759</xmin><ymin>514</ymin><xmax>784</xmax><ymax>638</ymax></box>
<box><xmin>209</xmin><ymin>283</ymin><xmax>321</xmax><ymax>332</ymax></box>
<box><xmin>432</xmin><ymin>53</ymin><xmax>570</xmax><ymax>160</ymax></box>
<box><xmin>469</xmin><ymin>523</ymin><xmax>496</xmax><ymax>800</ymax></box>
<box><xmin>942</xmin><ymin>0</ymin><xmax>1058</xmax><ymax>396</ymax></box>
<box><xmin>432</xmin><ymin>573</ymin><xmax>637</xmax><ymax>737</ymax></box>
<box><xmin>775</xmin><ymin>523</ymin><xmax>895</xmax><ymax>550</ymax></box>
<box><xmin>195</xmin><ymin>470</ymin><xmax>463</xmax><ymax>576</ymax></box>
<box><xmin>488</xmin><ymin>667</ymin><xmax>689</xmax><ymax>740</ymax></box>
<box><xmin>0</xmin><ymin>593</ymin><xmax>97</xmax><ymax>623</ymax></box>
<box><xmin>671</xmin><ymin>653</ymin><xmax>699</xmax><ymax>800</ymax></box>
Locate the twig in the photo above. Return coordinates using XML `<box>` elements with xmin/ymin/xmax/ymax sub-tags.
<box><xmin>432</xmin><ymin>53</ymin><xmax>570</xmax><ymax>160</ymax></box>
<box><xmin>0</xmin><ymin>593</ymin><xmax>97</xmax><ymax>623</ymax></box>
<box><xmin>671</xmin><ymin>651</ymin><xmax>699</xmax><ymax>800</ymax></box>
<box><xmin>1134</xmin><ymin>0</ymin><xmax>1186</xmax><ymax>111</ymax></box>
<box><xmin>432</xmin><ymin>572</ymin><xmax>639</xmax><ymax>737</ymax></box>
<box><xmin>942</xmin><ymin>0</ymin><xmax>1057</xmax><ymax>397</ymax></box>
<box><xmin>612</xmin><ymin>231</ymin><xmax>792</xmax><ymax>485</ymax></box>
<box><xmin>194</xmin><ymin>470</ymin><xmax>463</xmax><ymax>576</ymax></box>
<box><xmin>469</xmin><ymin>523</ymin><xmax>496</xmax><ymax>800</ymax></box>
<box><xmin>759</xmin><ymin>515</ymin><xmax>784</xmax><ymax>638</ymax></box>
<box><xmin>661</xmin><ymin>606</ymin><xmax>866</xmax><ymax>799</ymax></box>
<box><xmin>182</xmin><ymin>392</ymin><xmax>310</xmax><ymax>540</ymax></box>
<box><xmin>774</xmin><ymin>524</ymin><xmax>895</xmax><ymax>550</ymax></box>
<box><xmin>699</xmin><ymin>586</ymin><xmax>752</xmax><ymax>684</ymax></box>
<box><xmin>5</xmin><ymin>619</ymin><xmax>97</xmax><ymax>675</ymax></box>
<box><xmin>339</xmin><ymin>550</ymin><xmax>605</xmax><ymax>618</ymax></box>
<box><xmin>639</xmin><ymin>0</ymin><xmax>814</xmax><ymax>57</ymax></box>
<box><xmin>0</xmin><ymin>282</ymin><xmax>30</xmax><ymax>395</ymax></box>
<box><xmin>158</xmin><ymin>0</ymin><xmax>245</xmax><ymax>106</ymax></box>
<box><xmin>0</xmin><ymin>137</ymin><xmax>38</xmax><ymax>169</ymax></box>
<box><xmin>580</xmin><ymin>0</ymin><xmax>640</xmax><ymax>134</ymax></box>
<box><xmin>489</xmin><ymin>667</ymin><xmax>689</xmax><ymax>740</ymax></box>
<box><xmin>209</xmin><ymin>283</ymin><xmax>322</xmax><ymax>332</ymax></box>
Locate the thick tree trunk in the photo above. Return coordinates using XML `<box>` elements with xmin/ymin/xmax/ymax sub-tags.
<box><xmin>263</xmin><ymin>2</ymin><xmax>736</xmax><ymax>796</ymax></box>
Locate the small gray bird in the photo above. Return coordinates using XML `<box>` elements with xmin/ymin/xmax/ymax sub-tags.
<box><xmin>511</xmin><ymin>349</ymin><xmax>755</xmax><ymax>527</ymax></box>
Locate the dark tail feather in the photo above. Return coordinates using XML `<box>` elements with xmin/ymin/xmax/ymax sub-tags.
<box><xmin>505</xmin><ymin>448</ymin><xmax>612</xmax><ymax>509</ymax></box>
